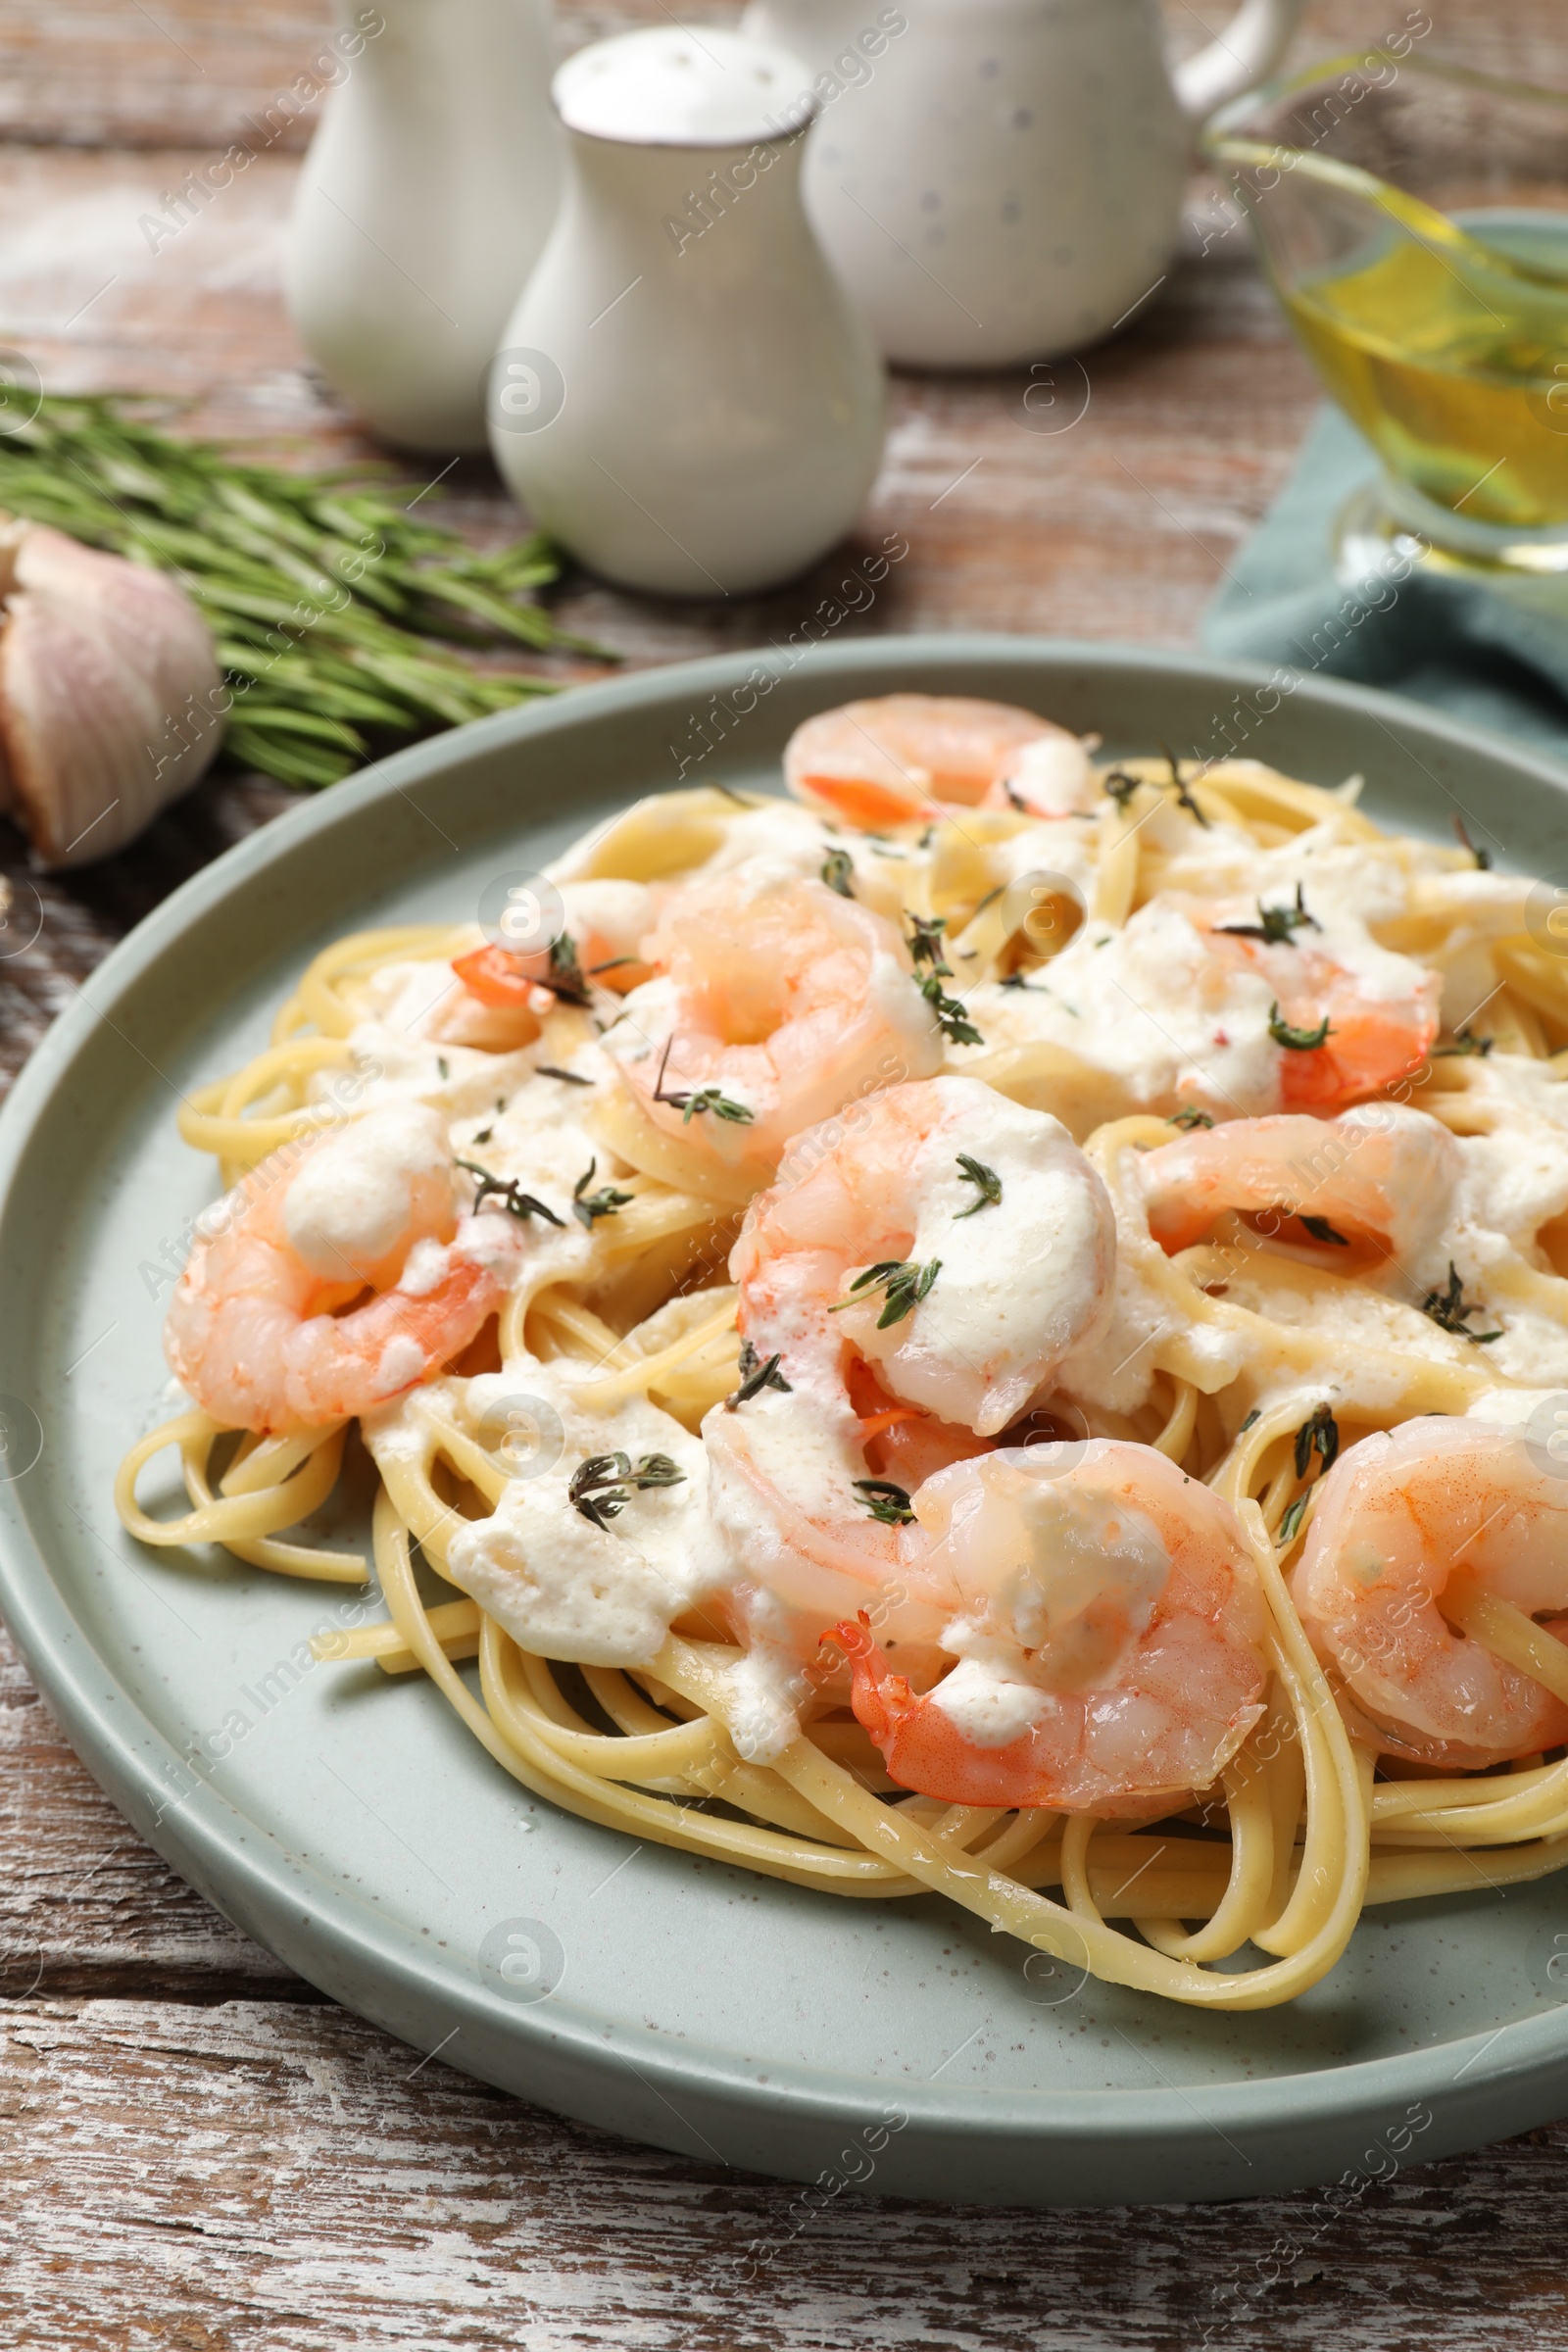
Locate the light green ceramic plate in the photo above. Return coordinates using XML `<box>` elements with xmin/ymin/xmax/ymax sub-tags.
<box><xmin>2</xmin><ymin>638</ymin><xmax>1566</xmax><ymax>2208</ymax></box>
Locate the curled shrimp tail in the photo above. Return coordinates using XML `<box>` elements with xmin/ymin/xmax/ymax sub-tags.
<box><xmin>830</xmin><ymin>1617</ymin><xmax>1052</xmax><ymax>1807</ymax></box>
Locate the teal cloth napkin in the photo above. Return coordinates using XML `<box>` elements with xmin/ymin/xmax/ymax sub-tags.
<box><xmin>1201</xmin><ymin>407</ymin><xmax>1568</xmax><ymax>767</ymax></box>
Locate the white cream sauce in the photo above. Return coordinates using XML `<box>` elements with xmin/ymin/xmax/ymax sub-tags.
<box><xmin>841</xmin><ymin>1077</ymin><xmax>1114</xmax><ymax>1435</ymax></box>
<box><xmin>437</xmin><ymin>1363</ymin><xmax>715</xmax><ymax>1668</ymax></box>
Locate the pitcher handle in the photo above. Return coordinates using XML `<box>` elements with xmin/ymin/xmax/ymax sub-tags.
<box><xmin>1172</xmin><ymin>0</ymin><xmax>1305</xmax><ymax>124</ymax></box>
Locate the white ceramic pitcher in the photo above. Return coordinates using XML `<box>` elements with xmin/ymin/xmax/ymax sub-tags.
<box><xmin>285</xmin><ymin>0</ymin><xmax>562</xmax><ymax>452</ymax></box>
<box><xmin>740</xmin><ymin>0</ymin><xmax>1306</xmax><ymax>367</ymax></box>
<box><xmin>488</xmin><ymin>27</ymin><xmax>886</xmax><ymax>598</ymax></box>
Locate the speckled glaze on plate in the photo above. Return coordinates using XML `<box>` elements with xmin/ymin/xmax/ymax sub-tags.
<box><xmin>2</xmin><ymin>638</ymin><xmax>1566</xmax><ymax>2208</ymax></box>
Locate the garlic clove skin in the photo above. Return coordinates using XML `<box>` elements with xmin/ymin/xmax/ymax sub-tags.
<box><xmin>0</xmin><ymin>516</ymin><xmax>223</xmax><ymax>869</ymax></box>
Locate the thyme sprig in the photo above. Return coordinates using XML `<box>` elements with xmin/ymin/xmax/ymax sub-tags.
<box><xmin>853</xmin><ymin>1478</ymin><xmax>916</xmax><ymax>1527</ymax></box>
<box><xmin>535</xmin><ymin>1064</ymin><xmax>594</xmax><ymax>1086</ymax></box>
<box><xmin>1453</xmin><ymin>814</ymin><xmax>1493</xmax><ymax>871</ymax></box>
<box><xmin>1434</xmin><ymin>1029</ymin><xmax>1494</xmax><ymax>1058</ymax></box>
<box><xmin>821</xmin><ymin>848</ymin><xmax>856</xmax><ymax>899</ymax></box>
<box><xmin>955</xmin><ymin>1153</ymin><xmax>1003</xmax><ymax>1217</ymax></box>
<box><xmin>1216</xmin><ymin>884</ymin><xmax>1321</xmax><ymax>946</ymax></box>
<box><xmin>724</xmin><ymin>1340</ymin><xmax>793</xmax><ymax>1412</ymax></box>
<box><xmin>830</xmin><ymin>1257</ymin><xmax>940</xmax><ymax>1331</ymax></box>
<box><xmin>1162</xmin><ymin>745</ymin><xmax>1211</xmax><ymax>828</ymax></box>
<box><xmin>572</xmin><ymin>1158</ymin><xmax>633</xmax><ymax>1230</ymax></box>
<box><xmin>1421</xmin><ymin>1262</ymin><xmax>1502</xmax><ymax>1344</ymax></box>
<box><xmin>0</xmin><ymin>390</ymin><xmax>607</xmax><ymax>789</ymax></box>
<box><xmin>568</xmin><ymin>1450</ymin><xmax>686</xmax><ymax>1530</ymax></box>
<box><xmin>652</xmin><ymin>1039</ymin><xmax>754</xmax><ymax>1125</ymax></box>
<box><xmin>1299</xmin><ymin>1215</ymin><xmax>1349</xmax><ymax>1247</ymax></box>
<box><xmin>1280</xmin><ymin>1403</ymin><xmax>1341</xmax><ymax>1545</ymax></box>
<box><xmin>1269</xmin><ymin>1003</ymin><xmax>1334</xmax><ymax>1052</ymax></box>
<box><xmin>905</xmin><ymin>913</ymin><xmax>984</xmax><ymax>1047</ymax></box>
<box><xmin>1102</xmin><ymin>768</ymin><xmax>1142</xmax><ymax>811</ymax></box>
<box><xmin>1294</xmin><ymin>1403</ymin><xmax>1341</xmax><ymax>1481</ymax></box>
<box><xmin>456</xmin><ymin>1158</ymin><xmax>564</xmax><ymax>1225</ymax></box>
<box><xmin>1167</xmin><ymin>1106</ymin><xmax>1214</xmax><ymax>1130</ymax></box>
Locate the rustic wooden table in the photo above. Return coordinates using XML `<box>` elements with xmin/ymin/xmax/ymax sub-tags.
<box><xmin>4</xmin><ymin>2</ymin><xmax>1568</xmax><ymax>2343</ymax></box>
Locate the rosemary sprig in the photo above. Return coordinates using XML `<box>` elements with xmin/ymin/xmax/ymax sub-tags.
<box><xmin>456</xmin><ymin>1158</ymin><xmax>564</xmax><ymax>1226</ymax></box>
<box><xmin>830</xmin><ymin>1257</ymin><xmax>940</xmax><ymax>1331</ymax></box>
<box><xmin>1166</xmin><ymin>1106</ymin><xmax>1214</xmax><ymax>1130</ymax></box>
<box><xmin>1216</xmin><ymin>884</ymin><xmax>1320</xmax><ymax>946</ymax></box>
<box><xmin>1299</xmin><ymin>1215</ymin><xmax>1349</xmax><ymax>1247</ymax></box>
<box><xmin>1421</xmin><ymin>1262</ymin><xmax>1502</xmax><ymax>1344</ymax></box>
<box><xmin>572</xmin><ymin>1158</ymin><xmax>633</xmax><ymax>1230</ymax></box>
<box><xmin>955</xmin><ymin>1153</ymin><xmax>1002</xmax><ymax>1217</ymax></box>
<box><xmin>821</xmin><ymin>848</ymin><xmax>856</xmax><ymax>899</ymax></box>
<box><xmin>724</xmin><ymin>1340</ymin><xmax>793</xmax><ymax>1412</ymax></box>
<box><xmin>1269</xmin><ymin>1003</ymin><xmax>1334</xmax><ymax>1052</ymax></box>
<box><xmin>568</xmin><ymin>1450</ymin><xmax>686</xmax><ymax>1530</ymax></box>
<box><xmin>853</xmin><ymin>1478</ymin><xmax>915</xmax><ymax>1527</ymax></box>
<box><xmin>0</xmin><ymin>390</ymin><xmax>608</xmax><ymax>789</ymax></box>
<box><xmin>652</xmin><ymin>1039</ymin><xmax>754</xmax><ymax>1125</ymax></box>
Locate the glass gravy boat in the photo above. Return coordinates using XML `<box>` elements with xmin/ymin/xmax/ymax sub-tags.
<box><xmin>1206</xmin><ymin>51</ymin><xmax>1568</xmax><ymax>578</ymax></box>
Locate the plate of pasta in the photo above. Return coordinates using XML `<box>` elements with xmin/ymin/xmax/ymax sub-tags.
<box><xmin>5</xmin><ymin>637</ymin><xmax>1568</xmax><ymax>2207</ymax></box>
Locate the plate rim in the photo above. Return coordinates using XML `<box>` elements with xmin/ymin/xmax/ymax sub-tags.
<box><xmin>4</xmin><ymin>631</ymin><xmax>1568</xmax><ymax>2191</ymax></box>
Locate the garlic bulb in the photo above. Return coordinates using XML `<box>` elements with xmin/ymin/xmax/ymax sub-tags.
<box><xmin>0</xmin><ymin>514</ymin><xmax>222</xmax><ymax>869</ymax></box>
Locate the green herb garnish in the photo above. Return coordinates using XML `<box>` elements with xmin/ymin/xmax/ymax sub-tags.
<box><xmin>724</xmin><ymin>1341</ymin><xmax>793</xmax><ymax>1412</ymax></box>
<box><xmin>821</xmin><ymin>848</ymin><xmax>856</xmax><ymax>899</ymax></box>
<box><xmin>1166</xmin><ymin>1106</ymin><xmax>1214</xmax><ymax>1130</ymax></box>
<box><xmin>568</xmin><ymin>1451</ymin><xmax>686</xmax><ymax>1530</ymax></box>
<box><xmin>1421</xmin><ymin>1262</ymin><xmax>1502</xmax><ymax>1344</ymax></box>
<box><xmin>902</xmin><ymin>914</ymin><xmax>984</xmax><ymax>1045</ymax></box>
<box><xmin>955</xmin><ymin>1154</ymin><xmax>1002</xmax><ymax>1217</ymax></box>
<box><xmin>0</xmin><ymin>390</ymin><xmax>605</xmax><ymax>788</ymax></box>
<box><xmin>1216</xmin><ymin>884</ymin><xmax>1321</xmax><ymax>947</ymax></box>
<box><xmin>1269</xmin><ymin>1003</ymin><xmax>1334</xmax><ymax>1052</ymax></box>
<box><xmin>535</xmin><ymin>1064</ymin><xmax>593</xmax><ymax>1086</ymax></box>
<box><xmin>1278</xmin><ymin>1492</ymin><xmax>1311</xmax><ymax>1546</ymax></box>
<box><xmin>1434</xmin><ymin>1029</ymin><xmax>1494</xmax><ymax>1058</ymax></box>
<box><xmin>1299</xmin><ymin>1215</ymin><xmax>1349</xmax><ymax>1247</ymax></box>
<box><xmin>572</xmin><ymin>1158</ymin><xmax>634</xmax><ymax>1230</ymax></box>
<box><xmin>830</xmin><ymin>1257</ymin><xmax>940</xmax><ymax>1331</ymax></box>
<box><xmin>1162</xmin><ymin>745</ymin><xmax>1210</xmax><ymax>829</ymax></box>
<box><xmin>1239</xmin><ymin>1408</ymin><xmax>1260</xmax><ymax>1432</ymax></box>
<box><xmin>1453</xmin><ymin>815</ymin><xmax>1493</xmax><ymax>871</ymax></box>
<box><xmin>652</xmin><ymin>1039</ymin><xmax>754</xmax><ymax>1125</ymax></box>
<box><xmin>853</xmin><ymin>1478</ymin><xmax>915</xmax><ymax>1527</ymax></box>
<box><xmin>1294</xmin><ymin>1403</ymin><xmax>1341</xmax><ymax>1481</ymax></box>
<box><xmin>1102</xmin><ymin>769</ymin><xmax>1142</xmax><ymax>811</ymax></box>
<box><xmin>456</xmin><ymin>1158</ymin><xmax>564</xmax><ymax>1226</ymax></box>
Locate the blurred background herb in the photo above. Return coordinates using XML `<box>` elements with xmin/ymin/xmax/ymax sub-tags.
<box><xmin>0</xmin><ymin>393</ymin><xmax>605</xmax><ymax>788</ymax></box>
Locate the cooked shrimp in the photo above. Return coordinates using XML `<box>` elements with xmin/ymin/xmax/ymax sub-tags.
<box><xmin>705</xmin><ymin>1076</ymin><xmax>1115</xmax><ymax>1683</ymax></box>
<box><xmin>448</xmin><ymin>878</ymin><xmax>659</xmax><ymax>1050</ymax></box>
<box><xmin>1292</xmin><ymin>1417</ymin><xmax>1568</xmax><ymax>1768</ymax></box>
<box><xmin>783</xmin><ymin>694</ymin><xmax>1092</xmax><ymax>830</ymax></box>
<box><xmin>604</xmin><ymin>863</ymin><xmax>942</xmax><ymax>1191</ymax></box>
<box><xmin>1187</xmin><ymin>895</ymin><xmax>1440</xmax><ymax>1109</ymax></box>
<box><xmin>831</xmin><ymin>1441</ymin><xmax>1270</xmax><ymax>1815</ymax></box>
<box><xmin>165</xmin><ymin>1103</ymin><xmax>513</xmax><ymax>1435</ymax></box>
<box><xmin>963</xmin><ymin>891</ymin><xmax>1440</xmax><ymax>1120</ymax></box>
<box><xmin>1141</xmin><ymin>1104</ymin><xmax>1462</xmax><ymax>1261</ymax></box>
